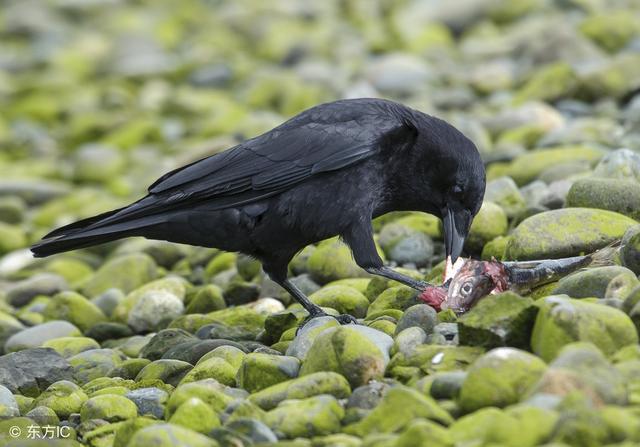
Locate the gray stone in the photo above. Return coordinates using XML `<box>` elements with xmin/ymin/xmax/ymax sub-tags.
<box><xmin>0</xmin><ymin>348</ymin><xmax>73</xmax><ymax>397</ymax></box>
<box><xmin>0</xmin><ymin>384</ymin><xmax>19</xmax><ymax>417</ymax></box>
<box><xmin>126</xmin><ymin>387</ymin><xmax>169</xmax><ymax>419</ymax></box>
<box><xmin>5</xmin><ymin>321</ymin><xmax>81</xmax><ymax>352</ymax></box>
<box><xmin>6</xmin><ymin>273</ymin><xmax>69</xmax><ymax>306</ymax></box>
<box><xmin>396</xmin><ymin>304</ymin><xmax>438</xmax><ymax>335</ymax></box>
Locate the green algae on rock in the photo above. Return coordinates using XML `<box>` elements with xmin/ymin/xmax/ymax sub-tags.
<box><xmin>458</xmin><ymin>348</ymin><xmax>547</xmax><ymax>412</ymax></box>
<box><xmin>237</xmin><ymin>352</ymin><xmax>300</xmax><ymax>393</ymax></box>
<box><xmin>458</xmin><ymin>292</ymin><xmax>538</xmax><ymax>349</ymax></box>
<box><xmin>80</xmin><ymin>393</ymin><xmax>138</xmax><ymax>422</ymax></box>
<box><xmin>169</xmin><ymin>397</ymin><xmax>221</xmax><ymax>434</ymax></box>
<box><xmin>33</xmin><ymin>380</ymin><xmax>88</xmax><ymax>419</ymax></box>
<box><xmin>81</xmin><ymin>253</ymin><xmax>158</xmax><ymax>297</ymax></box>
<box><xmin>506</xmin><ymin>208</ymin><xmax>637</xmax><ymax>260</ymax></box>
<box><xmin>531</xmin><ymin>295</ymin><xmax>638</xmax><ymax>361</ymax></box>
<box><xmin>566</xmin><ymin>177</ymin><xmax>640</xmax><ymax>221</ymax></box>
<box><xmin>265</xmin><ymin>394</ymin><xmax>344</xmax><ymax>439</ymax></box>
<box><xmin>553</xmin><ymin>266</ymin><xmax>637</xmax><ymax>299</ymax></box>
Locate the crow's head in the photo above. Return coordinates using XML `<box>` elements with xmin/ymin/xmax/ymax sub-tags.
<box><xmin>416</xmin><ymin>118</ymin><xmax>486</xmax><ymax>264</ymax></box>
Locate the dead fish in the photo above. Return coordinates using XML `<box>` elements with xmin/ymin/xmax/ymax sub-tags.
<box><xmin>420</xmin><ymin>244</ymin><xmax>617</xmax><ymax>314</ymax></box>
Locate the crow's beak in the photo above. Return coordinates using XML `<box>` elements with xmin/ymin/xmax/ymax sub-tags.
<box><xmin>443</xmin><ymin>206</ymin><xmax>468</xmax><ymax>265</ymax></box>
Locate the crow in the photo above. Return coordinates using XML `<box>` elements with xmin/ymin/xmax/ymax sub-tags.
<box><xmin>31</xmin><ymin>98</ymin><xmax>486</xmax><ymax>323</ymax></box>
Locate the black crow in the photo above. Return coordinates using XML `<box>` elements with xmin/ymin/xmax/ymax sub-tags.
<box><xmin>31</xmin><ymin>98</ymin><xmax>486</xmax><ymax>323</ymax></box>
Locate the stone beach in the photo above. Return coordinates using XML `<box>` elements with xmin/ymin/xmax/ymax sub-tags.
<box><xmin>2</xmin><ymin>0</ymin><xmax>640</xmax><ymax>446</ymax></box>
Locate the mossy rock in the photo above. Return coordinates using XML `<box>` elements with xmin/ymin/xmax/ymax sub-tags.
<box><xmin>0</xmin><ymin>222</ymin><xmax>27</xmax><ymax>255</ymax></box>
<box><xmin>205</xmin><ymin>252</ymin><xmax>237</xmax><ymax>278</ymax></box>
<box><xmin>308</xmin><ymin>285</ymin><xmax>370</xmax><ymax>318</ymax></box>
<box><xmin>580</xmin><ymin>12</ymin><xmax>639</xmax><ymax>52</ymax></box>
<box><xmin>248</xmin><ymin>372</ymin><xmax>351</xmax><ymax>410</ymax></box>
<box><xmin>264</xmin><ymin>395</ymin><xmax>344</xmax><ymax>439</ymax></box>
<box><xmin>307</xmin><ymin>239</ymin><xmax>371</xmax><ymax>284</ymax></box>
<box><xmin>578</xmin><ymin>53</ymin><xmax>640</xmax><ymax>100</ymax></box>
<box><xmin>135</xmin><ymin>359</ymin><xmax>194</xmax><ymax>387</ymax></box>
<box><xmin>506</xmin><ymin>208</ymin><xmax>637</xmax><ymax>261</ymax></box>
<box><xmin>178</xmin><ymin>357</ymin><xmax>236</xmax><ymax>387</ymax></box>
<box><xmin>344</xmin><ymin>386</ymin><xmax>453</xmax><ymax>436</ymax></box>
<box><xmin>80</xmin><ymin>394</ymin><xmax>138</xmax><ymax>422</ymax></box>
<box><xmin>169</xmin><ymin>397</ymin><xmax>221</xmax><ymax>434</ymax></box>
<box><xmin>42</xmin><ymin>291</ymin><xmax>107</xmax><ymax>332</ymax></box>
<box><xmin>185</xmin><ymin>285</ymin><xmax>226</xmax><ymax>314</ymax></box>
<box><xmin>531</xmin><ymin>295</ymin><xmax>639</xmax><ymax>361</ymax></box>
<box><xmin>458</xmin><ymin>348</ymin><xmax>547</xmax><ymax>412</ymax></box>
<box><xmin>500</xmin><ymin>146</ymin><xmax>605</xmax><ymax>186</ymax></box>
<box><xmin>393</xmin><ymin>213</ymin><xmax>442</xmax><ymax>238</ymax></box>
<box><xmin>553</xmin><ymin>266</ymin><xmax>636</xmax><ymax>299</ymax></box>
<box><xmin>81</xmin><ymin>253</ymin><xmax>158</xmax><ymax>297</ymax></box>
<box><xmin>69</xmin><ymin>348</ymin><xmax>127</xmax><ymax>384</ymax></box>
<box><xmin>466</xmin><ymin>201</ymin><xmax>508</xmax><ymax>252</ymax></box>
<box><xmin>42</xmin><ymin>337</ymin><xmax>101</xmax><ymax>358</ymax></box>
<box><xmin>367</xmin><ymin>286</ymin><xmax>421</xmax><ymax>316</ymax></box>
<box><xmin>458</xmin><ymin>292</ymin><xmax>538</xmax><ymax>349</ymax></box>
<box><xmin>138</xmin><ymin>329</ymin><xmax>196</xmax><ymax>361</ymax></box>
<box><xmin>165</xmin><ymin>379</ymin><xmax>240</xmax><ymax>418</ymax></box>
<box><xmin>127</xmin><ymin>423</ymin><xmax>219</xmax><ymax>447</ymax></box>
<box><xmin>300</xmin><ymin>326</ymin><xmax>387</xmax><ymax>388</ymax></box>
<box><xmin>237</xmin><ymin>353</ymin><xmax>300</xmax><ymax>393</ymax></box>
<box><xmin>33</xmin><ymin>380</ymin><xmax>88</xmax><ymax>419</ymax></box>
<box><xmin>388</xmin><ymin>344</ymin><xmax>485</xmax><ymax>377</ymax></box>
<box><xmin>44</xmin><ymin>257</ymin><xmax>94</xmax><ymax>287</ymax></box>
<box><xmin>566</xmin><ymin>177</ymin><xmax>640</xmax><ymax>221</ymax></box>
<box><xmin>515</xmin><ymin>62</ymin><xmax>578</xmax><ymax>104</ymax></box>
<box><xmin>481</xmin><ymin>236</ymin><xmax>510</xmax><ymax>260</ymax></box>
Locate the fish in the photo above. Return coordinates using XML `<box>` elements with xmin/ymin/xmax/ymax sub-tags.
<box><xmin>420</xmin><ymin>244</ymin><xmax>617</xmax><ymax>314</ymax></box>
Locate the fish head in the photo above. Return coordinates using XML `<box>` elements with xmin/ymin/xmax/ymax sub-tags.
<box><xmin>443</xmin><ymin>259</ymin><xmax>508</xmax><ymax>314</ymax></box>
<box><xmin>419</xmin><ymin>286</ymin><xmax>448</xmax><ymax>311</ymax></box>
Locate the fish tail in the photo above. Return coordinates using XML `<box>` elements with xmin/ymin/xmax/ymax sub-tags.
<box><xmin>587</xmin><ymin>241</ymin><xmax>620</xmax><ymax>268</ymax></box>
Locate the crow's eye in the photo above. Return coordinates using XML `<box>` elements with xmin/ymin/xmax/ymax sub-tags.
<box><xmin>452</xmin><ymin>185</ymin><xmax>463</xmax><ymax>197</ymax></box>
<box><xmin>461</xmin><ymin>282</ymin><xmax>473</xmax><ymax>295</ymax></box>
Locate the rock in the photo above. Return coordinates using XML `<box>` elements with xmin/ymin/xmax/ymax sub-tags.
<box><xmin>6</xmin><ymin>273</ymin><xmax>69</xmax><ymax>307</ymax></box>
<box><xmin>195</xmin><ymin>323</ymin><xmax>256</xmax><ymax>341</ymax></box>
<box><xmin>515</xmin><ymin>61</ymin><xmax>578</xmax><ymax>104</ymax></box>
<box><xmin>126</xmin><ymin>387</ymin><xmax>168</xmax><ymax>419</ymax></box>
<box><xmin>427</xmin><ymin>371</ymin><xmax>467</xmax><ymax>400</ymax></box>
<box><xmin>0</xmin><ymin>179</ymin><xmax>70</xmax><ymax>206</ymax></box>
<box><xmin>0</xmin><ymin>223</ymin><xmax>27</xmax><ymax>255</ymax></box>
<box><xmin>0</xmin><ymin>196</ymin><xmax>25</xmax><ymax>224</ymax></box>
<box><xmin>393</xmin><ymin>418</ymin><xmax>452</xmax><ymax>447</ymax></box>
<box><xmin>549</xmin><ymin>392</ymin><xmax>609</xmax><ymax>446</ymax></box>
<box><xmin>127</xmin><ymin>423</ymin><xmax>219</xmax><ymax>447</ymax></box>
<box><xmin>394</xmin><ymin>327</ymin><xmax>428</xmax><ymax>356</ymax></box>
<box><xmin>265</xmin><ymin>394</ymin><xmax>344</xmax><ymax>439</ymax></box>
<box><xmin>205</xmin><ymin>306</ymin><xmax>266</xmax><ymax>338</ymax></box>
<box><xmin>308</xmin><ymin>285</ymin><xmax>370</xmax><ymax>318</ymax></box>
<box><xmin>223</xmin><ymin>281</ymin><xmax>260</xmax><ymax>305</ymax></box>
<box><xmin>459</xmin><ymin>348</ymin><xmax>547</xmax><ymax>412</ymax></box>
<box><xmin>81</xmin><ymin>253</ymin><xmax>157</xmax><ymax>297</ymax></box>
<box><xmin>553</xmin><ymin>266</ymin><xmax>636</xmax><ymax>298</ymax></box>
<box><xmin>72</xmin><ymin>143</ymin><xmax>125</xmax><ymax>183</ymax></box>
<box><xmin>498</xmin><ymin>145</ymin><xmax>605</xmax><ymax>186</ymax></box>
<box><xmin>31</xmin><ymin>380</ymin><xmax>87</xmax><ymax>419</ymax></box>
<box><xmin>484</xmin><ymin>178</ymin><xmax>526</xmax><ymax>216</ymax></box>
<box><xmin>378</xmin><ymin>224</ymin><xmax>434</xmax><ymax>267</ymax></box>
<box><xmin>395</xmin><ymin>304</ymin><xmax>438</xmax><ymax>335</ymax></box>
<box><xmin>530</xmin><ymin>343</ymin><xmax>627</xmax><ymax>405</ymax></box>
<box><xmin>169</xmin><ymin>397</ymin><xmax>221</xmax><ymax>434</ymax></box>
<box><xmin>139</xmin><ymin>329</ymin><xmax>196</xmax><ymax>361</ymax></box>
<box><xmin>5</xmin><ymin>320</ymin><xmax>81</xmax><ymax>352</ymax></box>
<box><xmin>605</xmin><ymin>271</ymin><xmax>640</xmax><ymax>300</ymax></box>
<box><xmin>345</xmin><ymin>385</ymin><xmax>453</xmax><ymax>436</ymax></box>
<box><xmin>347</xmin><ymin>382</ymin><xmax>390</xmax><ymax>410</ymax></box>
<box><xmin>25</xmin><ymin>406</ymin><xmax>59</xmax><ymax>426</ymax></box>
<box><xmin>224</xmin><ymin>418</ymin><xmax>277</xmax><ymax>444</ymax></box>
<box><xmin>579</xmin><ymin>12</ymin><xmax>639</xmax><ymax>52</ymax></box>
<box><xmin>285</xmin><ymin>316</ymin><xmax>340</xmax><ymax>360</ymax></box>
<box><xmin>128</xmin><ymin>290</ymin><xmax>184</xmax><ymax>333</ymax></box>
<box><xmin>69</xmin><ymin>348</ymin><xmax>127</xmax><ymax>384</ymax></box>
<box><xmin>178</xmin><ymin>357</ymin><xmax>236</xmax><ymax>386</ymax></box>
<box><xmin>135</xmin><ymin>360</ymin><xmax>194</xmax><ymax>387</ymax></box>
<box><xmin>593</xmin><ymin>148</ymin><xmax>640</xmax><ymax>182</ymax></box>
<box><xmin>430</xmin><ymin>323</ymin><xmax>460</xmax><ymax>345</ymax></box>
<box><xmin>248</xmin><ymin>372</ymin><xmax>351</xmax><ymax>410</ymax></box>
<box><xmin>197</xmin><ymin>345</ymin><xmax>246</xmax><ymax>371</ymax></box>
<box><xmin>578</xmin><ymin>53</ymin><xmax>640</xmax><ymax>100</ymax></box>
<box><xmin>0</xmin><ymin>384</ymin><xmax>19</xmax><ymax>418</ymax></box>
<box><xmin>307</xmin><ymin>238</ymin><xmax>369</xmax><ymax>284</ymax></box>
<box><xmin>42</xmin><ymin>291</ymin><xmax>107</xmax><ymax>332</ymax></box>
<box><xmin>566</xmin><ymin>177</ymin><xmax>640</xmax><ymax>220</ymax></box>
<box><xmin>506</xmin><ymin>208</ymin><xmax>636</xmax><ymax>260</ymax></box>
<box><xmin>531</xmin><ymin>296</ymin><xmax>638</xmax><ymax>361</ymax></box>
<box><xmin>42</xmin><ymin>337</ymin><xmax>101</xmax><ymax>358</ymax></box>
<box><xmin>365</xmin><ymin>53</ymin><xmax>430</xmax><ymax>95</ymax></box>
<box><xmin>85</xmin><ymin>322</ymin><xmax>133</xmax><ymax>343</ymax></box>
<box><xmin>300</xmin><ymin>326</ymin><xmax>391</xmax><ymax>388</ymax></box>
<box><xmin>185</xmin><ymin>285</ymin><xmax>226</xmax><ymax>314</ymax></box>
<box><xmin>621</xmin><ymin>225</ymin><xmax>640</xmax><ymax>275</ymax></box>
<box><xmin>163</xmin><ymin>340</ymin><xmax>247</xmax><ymax>365</ymax></box>
<box><xmin>466</xmin><ymin>201</ymin><xmax>508</xmax><ymax>251</ymax></box>
<box><xmin>166</xmin><ymin>379</ymin><xmax>244</xmax><ymax>417</ymax></box>
<box><xmin>0</xmin><ymin>348</ymin><xmax>73</xmax><ymax>397</ymax></box>
<box><xmin>368</xmin><ymin>286</ymin><xmax>421</xmax><ymax>316</ymax></box>
<box><xmin>237</xmin><ymin>353</ymin><xmax>300</xmax><ymax>393</ymax></box>
<box><xmin>0</xmin><ymin>312</ymin><xmax>24</xmax><ymax>355</ymax></box>
<box><xmin>458</xmin><ymin>292</ymin><xmax>538</xmax><ymax>349</ymax></box>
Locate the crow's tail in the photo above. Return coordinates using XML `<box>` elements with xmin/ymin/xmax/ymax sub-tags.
<box><xmin>30</xmin><ymin>201</ymin><xmax>166</xmax><ymax>258</ymax></box>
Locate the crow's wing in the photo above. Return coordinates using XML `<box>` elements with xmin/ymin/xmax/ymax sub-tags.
<box><xmin>46</xmin><ymin>104</ymin><xmax>416</xmax><ymax>237</ymax></box>
<box><xmin>145</xmin><ymin>108</ymin><xmax>413</xmax><ymax>209</ymax></box>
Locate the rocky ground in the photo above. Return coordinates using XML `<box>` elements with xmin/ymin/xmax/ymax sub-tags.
<box><xmin>1</xmin><ymin>0</ymin><xmax>640</xmax><ymax>446</ymax></box>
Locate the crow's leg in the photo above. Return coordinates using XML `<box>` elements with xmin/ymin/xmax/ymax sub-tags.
<box><xmin>263</xmin><ymin>259</ymin><xmax>357</xmax><ymax>327</ymax></box>
<box><xmin>344</xmin><ymin>223</ymin><xmax>433</xmax><ymax>291</ymax></box>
